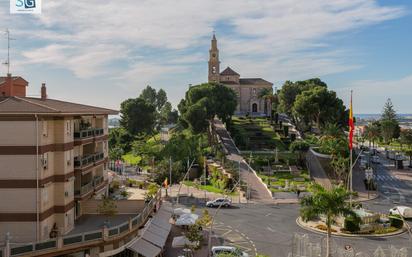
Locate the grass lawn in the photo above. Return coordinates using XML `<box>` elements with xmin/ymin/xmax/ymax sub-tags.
<box><xmin>231</xmin><ymin>117</ymin><xmax>287</xmax><ymax>151</ymax></box>
<box><xmin>258</xmin><ymin>170</ymin><xmax>311</xmax><ymax>193</ymax></box>
<box><xmin>182</xmin><ymin>181</ymin><xmax>238</xmax><ymax>196</ymax></box>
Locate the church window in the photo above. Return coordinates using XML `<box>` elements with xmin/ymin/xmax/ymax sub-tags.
<box><xmin>252</xmin><ymin>88</ymin><xmax>257</xmax><ymax>96</ymax></box>
<box><xmin>212</xmin><ymin>66</ymin><xmax>216</xmax><ymax>74</ymax></box>
<box><xmin>227</xmin><ymin>76</ymin><xmax>230</xmax><ymax>81</ymax></box>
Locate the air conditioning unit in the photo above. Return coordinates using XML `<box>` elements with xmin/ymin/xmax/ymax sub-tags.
<box><xmin>41</xmin><ymin>158</ymin><xmax>48</xmax><ymax>169</ymax></box>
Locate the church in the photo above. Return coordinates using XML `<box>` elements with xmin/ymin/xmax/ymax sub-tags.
<box><xmin>208</xmin><ymin>33</ymin><xmax>273</xmax><ymax>115</ymax></box>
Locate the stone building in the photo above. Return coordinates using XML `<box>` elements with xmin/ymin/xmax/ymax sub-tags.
<box><xmin>208</xmin><ymin>33</ymin><xmax>273</xmax><ymax>115</ymax></box>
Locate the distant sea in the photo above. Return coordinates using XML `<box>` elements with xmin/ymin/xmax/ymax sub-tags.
<box><xmin>355</xmin><ymin>114</ymin><xmax>412</xmax><ymax>121</ymax></box>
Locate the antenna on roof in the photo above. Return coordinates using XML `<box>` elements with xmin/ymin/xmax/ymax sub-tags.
<box><xmin>3</xmin><ymin>29</ymin><xmax>15</xmax><ymax>75</ymax></box>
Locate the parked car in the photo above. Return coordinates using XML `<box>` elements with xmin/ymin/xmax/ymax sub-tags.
<box><xmin>389</xmin><ymin>206</ymin><xmax>412</xmax><ymax>218</ymax></box>
<box><xmin>206</xmin><ymin>198</ymin><xmax>232</xmax><ymax>208</ymax></box>
<box><xmin>371</xmin><ymin>156</ymin><xmax>380</xmax><ymax>164</ymax></box>
<box><xmin>211</xmin><ymin>246</ymin><xmax>249</xmax><ymax>257</ymax></box>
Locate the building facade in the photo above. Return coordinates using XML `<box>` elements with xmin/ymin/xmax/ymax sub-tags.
<box><xmin>208</xmin><ymin>34</ymin><xmax>273</xmax><ymax>115</ymax></box>
<box><xmin>0</xmin><ymin>74</ymin><xmax>117</xmax><ymax>243</ymax></box>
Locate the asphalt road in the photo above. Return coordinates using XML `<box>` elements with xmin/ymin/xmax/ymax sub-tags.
<box><xmin>175</xmin><ymin>153</ymin><xmax>412</xmax><ymax>256</ymax></box>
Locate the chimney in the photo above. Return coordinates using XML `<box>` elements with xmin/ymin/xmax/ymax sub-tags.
<box><xmin>0</xmin><ymin>74</ymin><xmax>28</xmax><ymax>97</ymax></box>
<box><xmin>41</xmin><ymin>83</ymin><xmax>47</xmax><ymax>100</ymax></box>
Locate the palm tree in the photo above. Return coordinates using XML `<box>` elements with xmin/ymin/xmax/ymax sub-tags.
<box><xmin>258</xmin><ymin>88</ymin><xmax>275</xmax><ymax>119</ymax></box>
<box><xmin>300</xmin><ymin>184</ymin><xmax>355</xmax><ymax>257</ymax></box>
<box><xmin>364</xmin><ymin>123</ymin><xmax>380</xmax><ymax>148</ymax></box>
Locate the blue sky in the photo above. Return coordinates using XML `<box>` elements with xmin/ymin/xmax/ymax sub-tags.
<box><xmin>0</xmin><ymin>0</ymin><xmax>411</xmax><ymax>114</ymax></box>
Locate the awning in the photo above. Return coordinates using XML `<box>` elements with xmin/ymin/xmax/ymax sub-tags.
<box><xmin>175</xmin><ymin>213</ymin><xmax>199</xmax><ymax>226</ymax></box>
<box><xmin>128</xmin><ymin>238</ymin><xmax>161</xmax><ymax>257</ymax></box>
<box><xmin>143</xmin><ymin>230</ymin><xmax>167</xmax><ymax>248</ymax></box>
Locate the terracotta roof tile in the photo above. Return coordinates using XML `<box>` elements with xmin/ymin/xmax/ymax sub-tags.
<box><xmin>220</xmin><ymin>67</ymin><xmax>239</xmax><ymax>76</ymax></box>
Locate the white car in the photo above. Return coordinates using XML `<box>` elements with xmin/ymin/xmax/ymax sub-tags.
<box><xmin>211</xmin><ymin>246</ymin><xmax>249</xmax><ymax>257</ymax></box>
<box><xmin>206</xmin><ymin>198</ymin><xmax>232</xmax><ymax>208</ymax></box>
<box><xmin>389</xmin><ymin>206</ymin><xmax>412</xmax><ymax>218</ymax></box>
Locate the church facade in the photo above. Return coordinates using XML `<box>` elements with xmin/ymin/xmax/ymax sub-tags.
<box><xmin>208</xmin><ymin>34</ymin><xmax>273</xmax><ymax>115</ymax></box>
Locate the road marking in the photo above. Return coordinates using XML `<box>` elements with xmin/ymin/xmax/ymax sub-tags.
<box><xmin>265</xmin><ymin>213</ymin><xmax>272</xmax><ymax>217</ymax></box>
<box><xmin>267</xmin><ymin>226</ymin><xmax>276</xmax><ymax>232</ymax></box>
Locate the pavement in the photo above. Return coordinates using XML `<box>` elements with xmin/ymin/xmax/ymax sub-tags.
<box><xmin>213</xmin><ymin>119</ymin><xmax>273</xmax><ymax>201</ymax></box>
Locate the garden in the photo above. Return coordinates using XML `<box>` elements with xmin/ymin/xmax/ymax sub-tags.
<box><xmin>229</xmin><ymin>116</ymin><xmax>289</xmax><ymax>151</ymax></box>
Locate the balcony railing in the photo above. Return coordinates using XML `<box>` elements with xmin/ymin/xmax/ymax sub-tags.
<box><xmin>94</xmin><ymin>152</ymin><xmax>104</xmax><ymax>162</ymax></box>
<box><xmin>74</xmin><ymin>182</ymin><xmax>93</xmax><ymax>197</ymax></box>
<box><xmin>74</xmin><ymin>128</ymin><xmax>104</xmax><ymax>139</ymax></box>
<box><xmin>3</xmin><ymin>191</ymin><xmax>162</xmax><ymax>257</ymax></box>
<box><xmin>74</xmin><ymin>152</ymin><xmax>105</xmax><ymax>168</ymax></box>
<box><xmin>93</xmin><ymin>176</ymin><xmax>104</xmax><ymax>187</ymax></box>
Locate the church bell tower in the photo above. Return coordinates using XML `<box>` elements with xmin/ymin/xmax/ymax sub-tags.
<box><xmin>208</xmin><ymin>33</ymin><xmax>220</xmax><ymax>83</ymax></box>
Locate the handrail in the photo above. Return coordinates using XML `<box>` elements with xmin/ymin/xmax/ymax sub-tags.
<box><xmin>5</xmin><ymin>190</ymin><xmax>162</xmax><ymax>257</ymax></box>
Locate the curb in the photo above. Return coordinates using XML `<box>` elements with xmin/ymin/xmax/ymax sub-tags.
<box><xmin>355</xmin><ymin>192</ymin><xmax>379</xmax><ymax>202</ymax></box>
<box><xmin>296</xmin><ymin>217</ymin><xmax>407</xmax><ymax>238</ymax></box>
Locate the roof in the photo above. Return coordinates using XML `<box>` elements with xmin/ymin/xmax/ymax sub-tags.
<box><xmin>220</xmin><ymin>67</ymin><xmax>239</xmax><ymax>76</ymax></box>
<box><xmin>239</xmin><ymin>78</ymin><xmax>273</xmax><ymax>86</ymax></box>
<box><xmin>128</xmin><ymin>238</ymin><xmax>161</xmax><ymax>257</ymax></box>
<box><xmin>0</xmin><ymin>96</ymin><xmax>118</xmax><ymax>115</ymax></box>
<box><xmin>0</xmin><ymin>76</ymin><xmax>28</xmax><ymax>85</ymax></box>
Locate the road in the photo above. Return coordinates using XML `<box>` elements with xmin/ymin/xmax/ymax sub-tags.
<box><xmin>174</xmin><ymin>152</ymin><xmax>412</xmax><ymax>256</ymax></box>
<box><xmin>372</xmin><ymin>152</ymin><xmax>412</xmax><ymax>205</ymax></box>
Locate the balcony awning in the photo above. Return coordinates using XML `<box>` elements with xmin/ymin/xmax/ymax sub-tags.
<box><xmin>128</xmin><ymin>238</ymin><xmax>161</xmax><ymax>257</ymax></box>
<box><xmin>142</xmin><ymin>230</ymin><xmax>167</xmax><ymax>248</ymax></box>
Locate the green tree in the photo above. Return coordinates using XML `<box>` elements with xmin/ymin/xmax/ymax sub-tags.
<box><xmin>364</xmin><ymin>123</ymin><xmax>381</xmax><ymax>148</ymax></box>
<box><xmin>139</xmin><ymin>85</ymin><xmax>157</xmax><ymax>105</ymax></box>
<box><xmin>300</xmin><ymin>184</ymin><xmax>355</xmax><ymax>257</ymax></box>
<box><xmin>380</xmin><ymin>98</ymin><xmax>400</xmax><ymax>143</ymax></box>
<box><xmin>120</xmin><ymin>98</ymin><xmax>156</xmax><ymax>135</ymax></box>
<box><xmin>322</xmin><ymin>123</ymin><xmax>344</xmax><ymax>139</ymax></box>
<box><xmin>179</xmin><ymin>83</ymin><xmax>237</xmax><ymax>144</ymax></box>
<box><xmin>186</xmin><ymin>223</ymin><xmax>203</xmax><ymax>250</ymax></box>
<box><xmin>330</xmin><ymin>155</ymin><xmax>349</xmax><ymax>185</ymax></box>
<box><xmin>97</xmin><ymin>197</ymin><xmax>118</xmax><ymax>225</ymax></box>
<box><xmin>289</xmin><ymin>140</ymin><xmax>310</xmax><ymax>166</ymax></box>
<box><xmin>109</xmin><ymin>127</ymin><xmax>134</xmax><ymax>152</ymax></box>
<box><xmin>293</xmin><ymin>86</ymin><xmax>346</xmax><ymax>130</ymax></box>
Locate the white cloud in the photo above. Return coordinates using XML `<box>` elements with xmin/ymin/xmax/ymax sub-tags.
<box><xmin>336</xmin><ymin>74</ymin><xmax>412</xmax><ymax>113</ymax></box>
<box><xmin>0</xmin><ymin>0</ymin><xmax>407</xmax><ymax>110</ymax></box>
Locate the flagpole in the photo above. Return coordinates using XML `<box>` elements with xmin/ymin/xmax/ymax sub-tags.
<box><xmin>349</xmin><ymin>90</ymin><xmax>353</xmax><ymax>207</ymax></box>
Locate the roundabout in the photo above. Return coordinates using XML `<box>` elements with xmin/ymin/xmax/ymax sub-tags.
<box><xmin>296</xmin><ymin>217</ymin><xmax>408</xmax><ymax>238</ymax></box>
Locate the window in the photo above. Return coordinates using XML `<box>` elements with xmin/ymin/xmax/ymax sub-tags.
<box><xmin>66</xmin><ymin>120</ymin><xmax>71</xmax><ymax>135</ymax></box>
<box><xmin>42</xmin><ymin>120</ymin><xmax>48</xmax><ymax>137</ymax></box>
<box><xmin>252</xmin><ymin>88</ymin><xmax>257</xmax><ymax>96</ymax></box>
<box><xmin>212</xmin><ymin>66</ymin><xmax>216</xmax><ymax>74</ymax></box>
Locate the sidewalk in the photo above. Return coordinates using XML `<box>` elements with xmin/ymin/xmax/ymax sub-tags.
<box><xmin>164</xmin><ymin>184</ymin><xmax>248</xmax><ymax>204</ymax></box>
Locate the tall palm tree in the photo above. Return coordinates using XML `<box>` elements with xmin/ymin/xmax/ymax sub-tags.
<box><xmin>300</xmin><ymin>184</ymin><xmax>355</xmax><ymax>257</ymax></box>
<box><xmin>258</xmin><ymin>88</ymin><xmax>275</xmax><ymax>119</ymax></box>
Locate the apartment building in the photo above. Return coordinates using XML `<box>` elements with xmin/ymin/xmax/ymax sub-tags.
<box><xmin>0</xmin><ymin>74</ymin><xmax>118</xmax><ymax>243</ymax></box>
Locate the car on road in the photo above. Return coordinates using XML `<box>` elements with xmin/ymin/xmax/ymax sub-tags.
<box><xmin>371</xmin><ymin>156</ymin><xmax>380</xmax><ymax>164</ymax></box>
<box><xmin>389</xmin><ymin>206</ymin><xmax>412</xmax><ymax>218</ymax></box>
<box><xmin>206</xmin><ymin>198</ymin><xmax>232</xmax><ymax>208</ymax></box>
<box><xmin>211</xmin><ymin>246</ymin><xmax>249</xmax><ymax>257</ymax></box>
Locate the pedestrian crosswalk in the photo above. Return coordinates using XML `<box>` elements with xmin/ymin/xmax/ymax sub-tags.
<box><xmin>374</xmin><ymin>174</ymin><xmax>399</xmax><ymax>182</ymax></box>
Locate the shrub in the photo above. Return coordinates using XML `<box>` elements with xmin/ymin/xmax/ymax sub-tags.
<box><xmin>389</xmin><ymin>215</ymin><xmax>404</xmax><ymax>229</ymax></box>
<box><xmin>344</xmin><ymin>216</ymin><xmax>360</xmax><ymax>232</ymax></box>
<box><xmin>315</xmin><ymin>224</ymin><xmax>337</xmax><ymax>233</ymax></box>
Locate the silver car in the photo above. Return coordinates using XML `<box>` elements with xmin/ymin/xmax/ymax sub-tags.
<box><xmin>211</xmin><ymin>246</ymin><xmax>249</xmax><ymax>257</ymax></box>
<box><xmin>206</xmin><ymin>198</ymin><xmax>232</xmax><ymax>208</ymax></box>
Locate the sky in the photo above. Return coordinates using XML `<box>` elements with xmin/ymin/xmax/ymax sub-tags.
<box><xmin>0</xmin><ymin>0</ymin><xmax>411</xmax><ymax>114</ymax></box>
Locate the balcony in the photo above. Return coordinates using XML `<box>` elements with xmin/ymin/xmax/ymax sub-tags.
<box><xmin>74</xmin><ymin>128</ymin><xmax>105</xmax><ymax>140</ymax></box>
<box><xmin>74</xmin><ymin>152</ymin><xmax>105</xmax><ymax>169</ymax></box>
<box><xmin>93</xmin><ymin>176</ymin><xmax>104</xmax><ymax>187</ymax></box>
<box><xmin>75</xmin><ymin>182</ymin><xmax>93</xmax><ymax>197</ymax></box>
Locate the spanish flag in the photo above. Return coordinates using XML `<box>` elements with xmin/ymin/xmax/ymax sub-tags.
<box><xmin>163</xmin><ymin>178</ymin><xmax>168</xmax><ymax>189</ymax></box>
<box><xmin>349</xmin><ymin>91</ymin><xmax>354</xmax><ymax>150</ymax></box>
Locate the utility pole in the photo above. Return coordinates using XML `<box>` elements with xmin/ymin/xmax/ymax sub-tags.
<box><xmin>169</xmin><ymin>156</ymin><xmax>172</xmax><ymax>195</ymax></box>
